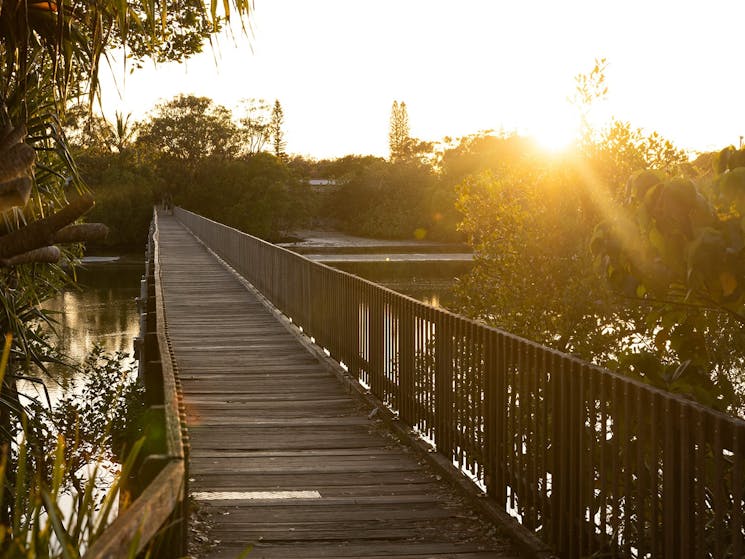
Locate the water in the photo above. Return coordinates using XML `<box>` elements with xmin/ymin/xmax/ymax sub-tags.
<box><xmin>282</xmin><ymin>228</ymin><xmax>472</xmax><ymax>309</ymax></box>
<box><xmin>328</xmin><ymin>260</ymin><xmax>472</xmax><ymax>309</ymax></box>
<box><xmin>33</xmin><ymin>254</ymin><xmax>144</xmax><ymax>398</ymax></box>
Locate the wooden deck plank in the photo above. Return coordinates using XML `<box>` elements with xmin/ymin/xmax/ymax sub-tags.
<box><xmin>156</xmin><ymin>216</ymin><xmax>519</xmax><ymax>558</ymax></box>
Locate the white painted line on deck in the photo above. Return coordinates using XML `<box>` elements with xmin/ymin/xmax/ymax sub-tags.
<box><xmin>191</xmin><ymin>490</ymin><xmax>321</xmax><ymax>501</ymax></box>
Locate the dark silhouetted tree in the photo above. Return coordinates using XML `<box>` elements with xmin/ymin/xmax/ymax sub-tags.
<box><xmin>137</xmin><ymin>95</ymin><xmax>239</xmax><ymax>164</ymax></box>
<box><xmin>270</xmin><ymin>100</ymin><xmax>287</xmax><ymax>159</ymax></box>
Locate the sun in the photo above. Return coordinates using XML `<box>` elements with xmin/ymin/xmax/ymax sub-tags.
<box><xmin>530</xmin><ymin>121</ymin><xmax>579</xmax><ymax>154</ymax></box>
<box><xmin>521</xmin><ymin>105</ymin><xmax>581</xmax><ymax>154</ymax></box>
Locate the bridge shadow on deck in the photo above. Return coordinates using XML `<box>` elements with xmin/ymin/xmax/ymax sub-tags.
<box><xmin>156</xmin><ymin>216</ymin><xmax>520</xmax><ymax>559</ymax></box>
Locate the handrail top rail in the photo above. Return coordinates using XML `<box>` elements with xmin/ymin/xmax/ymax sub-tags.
<box><xmin>153</xmin><ymin>209</ymin><xmax>184</xmax><ymax>460</ymax></box>
<box><xmin>175</xmin><ymin>206</ymin><xmax>745</xmax><ymax>429</ymax></box>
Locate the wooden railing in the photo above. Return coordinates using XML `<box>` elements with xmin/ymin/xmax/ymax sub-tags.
<box><xmin>175</xmin><ymin>207</ymin><xmax>745</xmax><ymax>558</ymax></box>
<box><xmin>85</xmin><ymin>210</ymin><xmax>188</xmax><ymax>558</ymax></box>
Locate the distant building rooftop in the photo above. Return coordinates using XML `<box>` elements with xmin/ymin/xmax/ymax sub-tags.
<box><xmin>307</xmin><ymin>179</ymin><xmax>337</xmax><ymax>187</ymax></box>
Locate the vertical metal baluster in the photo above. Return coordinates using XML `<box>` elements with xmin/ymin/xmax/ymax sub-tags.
<box><xmin>694</xmin><ymin>409</ymin><xmax>706</xmax><ymax>559</ymax></box>
<box><xmin>496</xmin><ymin>333</ymin><xmax>507</xmax><ymax>505</ymax></box>
<box><xmin>679</xmin><ymin>402</ymin><xmax>692</xmax><ymax>559</ymax></box>
<box><xmin>577</xmin><ymin>364</ymin><xmax>586</xmax><ymax>558</ymax></box>
<box><xmin>622</xmin><ymin>380</ymin><xmax>632</xmax><ymax>557</ymax></box>
<box><xmin>529</xmin><ymin>345</ymin><xmax>539</xmax><ymax>530</ymax></box>
<box><xmin>663</xmin><ymin>397</ymin><xmax>675</xmax><ymax>558</ymax></box>
<box><xmin>712</xmin><ymin>418</ymin><xmax>724</xmax><ymax>559</ymax></box>
<box><xmin>635</xmin><ymin>384</ymin><xmax>646</xmax><ymax>559</ymax></box>
<box><xmin>650</xmin><ymin>392</ymin><xmax>660</xmax><ymax>557</ymax></box>
<box><xmin>549</xmin><ymin>352</ymin><xmax>560</xmax><ymax>550</ymax></box>
<box><xmin>732</xmin><ymin>426</ymin><xmax>744</xmax><ymax>559</ymax></box>
<box><xmin>516</xmin><ymin>342</ymin><xmax>526</xmax><ymax>522</ymax></box>
<box><xmin>508</xmin><ymin>338</ymin><xmax>517</xmax><ymax>514</ymax></box>
<box><xmin>610</xmin><ymin>377</ymin><xmax>620</xmax><ymax>556</ymax></box>
<box><xmin>539</xmin><ymin>349</ymin><xmax>549</xmax><ymax>531</ymax></box>
<box><xmin>587</xmin><ymin>367</ymin><xmax>598</xmax><ymax>556</ymax></box>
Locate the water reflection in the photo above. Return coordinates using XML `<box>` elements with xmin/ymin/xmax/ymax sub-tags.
<box><xmin>329</xmin><ymin>260</ymin><xmax>471</xmax><ymax>309</ymax></box>
<box><xmin>38</xmin><ymin>254</ymin><xmax>143</xmax><ymax>392</ymax></box>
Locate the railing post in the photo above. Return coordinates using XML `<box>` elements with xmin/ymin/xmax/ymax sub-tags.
<box><xmin>347</xmin><ymin>276</ymin><xmax>362</xmax><ymax>380</ymax></box>
<box><xmin>434</xmin><ymin>312</ymin><xmax>454</xmax><ymax>459</ymax></box>
<box><xmin>369</xmin><ymin>286</ymin><xmax>384</xmax><ymax>398</ymax></box>
<box><xmin>398</xmin><ymin>299</ymin><xmax>415</xmax><ymax>426</ymax></box>
<box><xmin>484</xmin><ymin>329</ymin><xmax>505</xmax><ymax>504</ymax></box>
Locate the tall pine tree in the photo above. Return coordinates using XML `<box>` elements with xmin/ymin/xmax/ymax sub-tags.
<box><xmin>388</xmin><ymin>100</ymin><xmax>411</xmax><ymax>161</ymax></box>
<box><xmin>270</xmin><ymin>99</ymin><xmax>287</xmax><ymax>159</ymax></box>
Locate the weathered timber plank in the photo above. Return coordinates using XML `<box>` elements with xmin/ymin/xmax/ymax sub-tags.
<box><xmin>207</xmin><ymin>542</ymin><xmax>512</xmax><ymax>559</ymax></box>
<box><xmin>189</xmin><ymin>479</ymin><xmax>442</xmax><ymax>495</ymax></box>
<box><xmin>187</xmin><ymin>472</ymin><xmax>437</xmax><ymax>490</ymax></box>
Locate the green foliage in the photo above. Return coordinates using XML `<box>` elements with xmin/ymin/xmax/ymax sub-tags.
<box><xmin>324</xmin><ymin>157</ymin><xmax>440</xmax><ymax>239</ymax></box>
<box><xmin>137</xmin><ymin>94</ymin><xmax>239</xmax><ymax>166</ymax></box>
<box><xmin>454</xmin><ymin>163</ymin><xmax>629</xmax><ymax>360</ymax></box>
<box><xmin>42</xmin><ymin>348</ymin><xmax>144</xmax><ymax>469</ymax></box>
<box><xmin>591</xmin><ymin>158</ymin><xmax>745</xmax><ymax>411</ymax></box>
<box><xmin>439</xmin><ymin>133</ymin><xmax>537</xmax><ymax>185</ymax></box>
<box><xmin>62</xmin><ymin>94</ymin><xmax>312</xmax><ymax>245</ymax></box>
<box><xmin>0</xmin><ymin>434</ymin><xmax>143</xmax><ymax>558</ymax></box>
<box><xmin>76</xmin><ymin>151</ymin><xmax>157</xmax><ymax>248</ymax></box>
<box><xmin>447</xmin><ymin>102</ymin><xmax>742</xmax><ymax>412</ymax></box>
<box><xmin>0</xmin><ymin>341</ymin><xmax>144</xmax><ymax>556</ymax></box>
<box><xmin>584</xmin><ymin>121</ymin><xmax>689</xmax><ymax>199</ymax></box>
<box><xmin>111</xmin><ymin>0</ymin><xmax>216</xmax><ymax>64</ymax></box>
<box><xmin>181</xmin><ymin>154</ymin><xmax>307</xmax><ymax>241</ymax></box>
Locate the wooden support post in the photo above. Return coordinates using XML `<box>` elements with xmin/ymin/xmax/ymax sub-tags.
<box><xmin>143</xmin><ymin>358</ymin><xmax>164</xmax><ymax>407</ymax></box>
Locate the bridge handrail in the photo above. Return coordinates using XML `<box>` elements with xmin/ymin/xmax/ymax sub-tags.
<box><xmin>85</xmin><ymin>210</ymin><xmax>187</xmax><ymax>558</ymax></box>
<box><xmin>175</xmin><ymin>207</ymin><xmax>745</xmax><ymax>558</ymax></box>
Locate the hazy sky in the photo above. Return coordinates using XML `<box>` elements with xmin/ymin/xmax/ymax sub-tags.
<box><xmin>99</xmin><ymin>0</ymin><xmax>745</xmax><ymax>159</ymax></box>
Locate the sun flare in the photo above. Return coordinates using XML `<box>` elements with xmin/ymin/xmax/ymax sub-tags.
<box><xmin>530</xmin><ymin>123</ymin><xmax>579</xmax><ymax>154</ymax></box>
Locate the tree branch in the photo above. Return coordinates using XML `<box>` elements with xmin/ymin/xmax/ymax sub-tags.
<box><xmin>0</xmin><ymin>195</ymin><xmax>94</xmax><ymax>259</ymax></box>
<box><xmin>52</xmin><ymin>223</ymin><xmax>108</xmax><ymax>244</ymax></box>
<box><xmin>0</xmin><ymin>246</ymin><xmax>61</xmax><ymax>267</ymax></box>
<box><xmin>620</xmin><ymin>293</ymin><xmax>745</xmax><ymax>327</ymax></box>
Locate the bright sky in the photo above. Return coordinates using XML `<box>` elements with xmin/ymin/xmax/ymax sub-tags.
<box><xmin>99</xmin><ymin>0</ymin><xmax>745</xmax><ymax>159</ymax></box>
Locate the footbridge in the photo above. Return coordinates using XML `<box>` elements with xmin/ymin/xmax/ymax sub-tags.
<box><xmin>95</xmin><ymin>208</ymin><xmax>745</xmax><ymax>559</ymax></box>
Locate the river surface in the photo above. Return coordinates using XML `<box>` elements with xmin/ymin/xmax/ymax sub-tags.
<box><xmin>33</xmin><ymin>254</ymin><xmax>144</xmax><ymax>398</ymax></box>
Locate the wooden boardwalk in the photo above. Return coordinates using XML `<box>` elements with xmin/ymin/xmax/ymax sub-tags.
<box><xmin>156</xmin><ymin>216</ymin><xmax>520</xmax><ymax>559</ymax></box>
